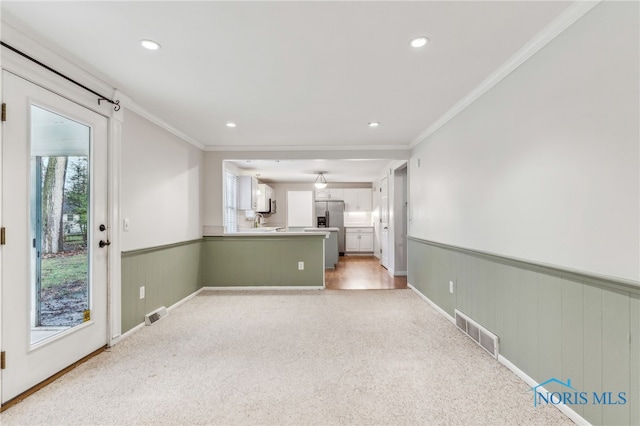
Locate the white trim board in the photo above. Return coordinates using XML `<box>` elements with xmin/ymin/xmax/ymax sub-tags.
<box><xmin>409</xmin><ymin>0</ymin><xmax>601</xmax><ymax>149</ymax></box>
<box><xmin>498</xmin><ymin>355</ymin><xmax>591</xmax><ymax>426</ymax></box>
<box><xmin>123</xmin><ymin>101</ymin><xmax>205</xmax><ymax>151</ymax></box>
<box><xmin>120</xmin><ymin>287</ymin><xmax>210</xmax><ymax>340</ymax></box>
<box><xmin>408</xmin><ymin>283</ymin><xmax>591</xmax><ymax>426</ymax></box>
<box><xmin>408</xmin><ymin>283</ymin><xmax>455</xmax><ymax>325</ymax></box>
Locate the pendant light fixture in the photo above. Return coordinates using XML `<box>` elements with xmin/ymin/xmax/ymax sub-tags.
<box><xmin>314</xmin><ymin>172</ymin><xmax>328</xmax><ymax>189</ymax></box>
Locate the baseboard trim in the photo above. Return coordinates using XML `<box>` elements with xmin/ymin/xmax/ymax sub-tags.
<box><xmin>497</xmin><ymin>355</ymin><xmax>590</xmax><ymax>426</ymax></box>
<box><xmin>201</xmin><ymin>286</ymin><xmax>325</xmax><ymax>291</ymax></box>
<box><xmin>120</xmin><ymin>286</ymin><xmax>209</xmax><ymax>340</ymax></box>
<box><xmin>407</xmin><ymin>283</ymin><xmax>455</xmax><ymax>325</ymax></box>
<box><xmin>408</xmin><ymin>283</ymin><xmax>590</xmax><ymax>426</ymax></box>
<box><xmin>120</xmin><ymin>322</ymin><xmax>145</xmax><ymax>340</ymax></box>
<box><xmin>167</xmin><ymin>287</ymin><xmax>204</xmax><ymax>312</ymax></box>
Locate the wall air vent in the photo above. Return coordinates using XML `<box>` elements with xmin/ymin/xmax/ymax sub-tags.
<box><xmin>145</xmin><ymin>306</ymin><xmax>168</xmax><ymax>326</ymax></box>
<box><xmin>454</xmin><ymin>309</ymin><xmax>499</xmax><ymax>359</ymax></box>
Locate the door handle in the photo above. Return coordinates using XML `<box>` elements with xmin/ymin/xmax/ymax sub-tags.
<box><xmin>99</xmin><ymin>240</ymin><xmax>111</xmax><ymax>248</ymax></box>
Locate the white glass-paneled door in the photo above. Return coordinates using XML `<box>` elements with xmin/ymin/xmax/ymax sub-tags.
<box><xmin>1</xmin><ymin>72</ymin><xmax>109</xmax><ymax>404</ymax></box>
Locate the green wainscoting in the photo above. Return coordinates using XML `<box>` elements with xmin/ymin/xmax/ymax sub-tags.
<box><xmin>121</xmin><ymin>235</ymin><xmax>325</xmax><ymax>334</ymax></box>
<box><xmin>202</xmin><ymin>235</ymin><xmax>324</xmax><ymax>287</ymax></box>
<box><xmin>408</xmin><ymin>238</ymin><xmax>639</xmax><ymax>426</ymax></box>
<box><xmin>121</xmin><ymin>240</ymin><xmax>203</xmax><ymax>334</ymax></box>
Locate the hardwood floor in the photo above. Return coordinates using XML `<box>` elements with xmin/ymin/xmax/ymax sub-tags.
<box><xmin>325</xmin><ymin>255</ymin><xmax>408</xmax><ymax>290</ymax></box>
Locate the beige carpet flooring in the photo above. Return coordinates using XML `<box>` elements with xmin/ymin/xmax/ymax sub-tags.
<box><xmin>1</xmin><ymin>289</ymin><xmax>572</xmax><ymax>425</ymax></box>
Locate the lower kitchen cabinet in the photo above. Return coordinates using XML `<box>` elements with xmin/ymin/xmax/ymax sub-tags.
<box><xmin>345</xmin><ymin>227</ymin><xmax>374</xmax><ymax>252</ymax></box>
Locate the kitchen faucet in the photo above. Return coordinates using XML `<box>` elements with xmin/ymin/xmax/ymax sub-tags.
<box><xmin>254</xmin><ymin>212</ymin><xmax>264</xmax><ymax>228</ymax></box>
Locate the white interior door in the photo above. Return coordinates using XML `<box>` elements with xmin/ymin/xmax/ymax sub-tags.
<box><xmin>380</xmin><ymin>177</ymin><xmax>389</xmax><ymax>269</ymax></box>
<box><xmin>1</xmin><ymin>72</ymin><xmax>109</xmax><ymax>404</ymax></box>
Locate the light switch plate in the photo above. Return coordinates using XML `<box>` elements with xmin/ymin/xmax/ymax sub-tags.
<box><xmin>123</xmin><ymin>218</ymin><xmax>130</xmax><ymax>232</ymax></box>
<box><xmin>140</xmin><ymin>286</ymin><xmax>145</xmax><ymax>299</ymax></box>
<box><xmin>298</xmin><ymin>261</ymin><xmax>304</xmax><ymax>270</ymax></box>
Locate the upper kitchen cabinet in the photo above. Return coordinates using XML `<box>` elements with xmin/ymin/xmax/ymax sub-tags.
<box><xmin>238</xmin><ymin>176</ymin><xmax>258</xmax><ymax>210</ymax></box>
<box><xmin>343</xmin><ymin>188</ymin><xmax>372</xmax><ymax>212</ymax></box>
<box><xmin>315</xmin><ymin>188</ymin><xmax>344</xmax><ymax>201</ymax></box>
<box><xmin>257</xmin><ymin>183</ymin><xmax>275</xmax><ymax>213</ymax></box>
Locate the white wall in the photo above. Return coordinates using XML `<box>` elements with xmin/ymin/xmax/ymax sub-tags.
<box><xmin>409</xmin><ymin>2</ymin><xmax>639</xmax><ymax>281</ymax></box>
<box><xmin>121</xmin><ymin>109</ymin><xmax>203</xmax><ymax>251</ymax></box>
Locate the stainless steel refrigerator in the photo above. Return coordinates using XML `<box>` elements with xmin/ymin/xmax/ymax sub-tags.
<box><xmin>315</xmin><ymin>200</ymin><xmax>345</xmax><ymax>255</ymax></box>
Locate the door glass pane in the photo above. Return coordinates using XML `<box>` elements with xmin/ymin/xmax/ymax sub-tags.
<box><xmin>30</xmin><ymin>105</ymin><xmax>91</xmax><ymax>345</ymax></box>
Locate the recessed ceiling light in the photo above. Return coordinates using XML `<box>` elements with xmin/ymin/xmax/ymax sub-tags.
<box><xmin>140</xmin><ymin>39</ymin><xmax>161</xmax><ymax>50</ymax></box>
<box><xmin>410</xmin><ymin>37</ymin><xmax>429</xmax><ymax>48</ymax></box>
<box><xmin>226</xmin><ymin>122</ymin><xmax>237</xmax><ymax>128</ymax></box>
<box><xmin>368</xmin><ymin>122</ymin><xmax>380</xmax><ymax>128</ymax></box>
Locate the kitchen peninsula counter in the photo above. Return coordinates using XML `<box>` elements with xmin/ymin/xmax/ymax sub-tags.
<box><xmin>202</xmin><ymin>231</ymin><xmax>325</xmax><ymax>288</ymax></box>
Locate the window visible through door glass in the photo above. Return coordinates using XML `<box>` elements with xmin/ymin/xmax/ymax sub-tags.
<box><xmin>30</xmin><ymin>105</ymin><xmax>91</xmax><ymax>345</ymax></box>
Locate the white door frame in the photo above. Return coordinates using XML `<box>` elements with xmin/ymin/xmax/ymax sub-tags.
<box><xmin>376</xmin><ymin>161</ymin><xmax>408</xmax><ymax>276</ymax></box>
<box><xmin>0</xmin><ymin>38</ymin><xmax>124</xmax><ymax>360</ymax></box>
<box><xmin>379</xmin><ymin>176</ymin><xmax>389</xmax><ymax>269</ymax></box>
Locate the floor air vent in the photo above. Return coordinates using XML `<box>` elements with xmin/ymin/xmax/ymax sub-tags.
<box><xmin>454</xmin><ymin>309</ymin><xmax>499</xmax><ymax>358</ymax></box>
<box><xmin>145</xmin><ymin>306</ymin><xmax>168</xmax><ymax>326</ymax></box>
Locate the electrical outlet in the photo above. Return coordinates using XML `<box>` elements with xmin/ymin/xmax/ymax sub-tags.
<box><xmin>449</xmin><ymin>281</ymin><xmax>454</xmax><ymax>294</ymax></box>
<box><xmin>298</xmin><ymin>261</ymin><xmax>304</xmax><ymax>270</ymax></box>
<box><xmin>140</xmin><ymin>286</ymin><xmax>145</xmax><ymax>299</ymax></box>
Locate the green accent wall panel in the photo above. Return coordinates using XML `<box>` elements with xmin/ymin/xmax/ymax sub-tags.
<box><xmin>516</xmin><ymin>267</ymin><xmax>539</xmax><ymax>382</ymax></box>
<box><xmin>121</xmin><ymin>240</ymin><xmax>203</xmax><ymax>334</ymax></box>
<box><xmin>455</xmin><ymin>250</ymin><xmax>472</xmax><ymax>316</ymax></box>
<box><xmin>408</xmin><ymin>238</ymin><xmax>639</xmax><ymax>426</ymax></box>
<box><xmin>561</xmin><ymin>278</ymin><xmax>585</xmax><ymax>418</ymax></box>
<box><xmin>202</xmin><ymin>235</ymin><xmax>324</xmax><ymax>287</ymax></box>
<box><xmin>583</xmin><ymin>284</ymin><xmax>604</xmax><ymax>425</ymax></box>
<box><xmin>602</xmin><ymin>289</ymin><xmax>630</xmax><ymax>426</ymax></box>
<box><xmin>537</xmin><ymin>275</ymin><xmax>563</xmax><ymax>393</ymax></box>
<box><xmin>630</xmin><ymin>294</ymin><xmax>640</xmax><ymax>426</ymax></box>
<box><xmin>498</xmin><ymin>265</ymin><xmax>520</xmax><ymax>363</ymax></box>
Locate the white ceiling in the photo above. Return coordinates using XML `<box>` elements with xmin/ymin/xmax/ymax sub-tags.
<box><xmin>1</xmin><ymin>1</ymin><xmax>572</xmax><ymax>182</ymax></box>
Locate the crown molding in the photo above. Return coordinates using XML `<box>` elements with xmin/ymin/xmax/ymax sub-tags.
<box><xmin>1</xmin><ymin>21</ymin><xmax>115</xmax><ymax>101</ymax></box>
<box><xmin>409</xmin><ymin>0</ymin><xmax>601</xmax><ymax>150</ymax></box>
<box><xmin>203</xmin><ymin>143</ymin><xmax>412</xmax><ymax>152</ymax></box>
<box><xmin>1</xmin><ymin>20</ymin><xmax>207</xmax><ymax>150</ymax></box>
<box><xmin>122</xmin><ymin>99</ymin><xmax>206</xmax><ymax>150</ymax></box>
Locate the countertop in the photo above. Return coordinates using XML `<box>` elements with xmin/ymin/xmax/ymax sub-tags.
<box><xmin>344</xmin><ymin>225</ymin><xmax>374</xmax><ymax>228</ymax></box>
<box><xmin>203</xmin><ymin>226</ymin><xmax>329</xmax><ymax>237</ymax></box>
<box><xmin>304</xmin><ymin>227</ymin><xmax>340</xmax><ymax>232</ymax></box>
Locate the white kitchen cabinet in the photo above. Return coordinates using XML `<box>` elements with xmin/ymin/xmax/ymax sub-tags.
<box><xmin>238</xmin><ymin>176</ymin><xmax>258</xmax><ymax>210</ymax></box>
<box><xmin>315</xmin><ymin>188</ymin><xmax>344</xmax><ymax>200</ymax></box>
<box><xmin>343</xmin><ymin>188</ymin><xmax>372</xmax><ymax>212</ymax></box>
<box><xmin>345</xmin><ymin>227</ymin><xmax>374</xmax><ymax>252</ymax></box>
<box><xmin>257</xmin><ymin>183</ymin><xmax>274</xmax><ymax>212</ymax></box>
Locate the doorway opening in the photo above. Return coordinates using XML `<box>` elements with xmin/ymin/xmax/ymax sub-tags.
<box><xmin>325</xmin><ymin>256</ymin><xmax>407</xmax><ymax>290</ymax></box>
